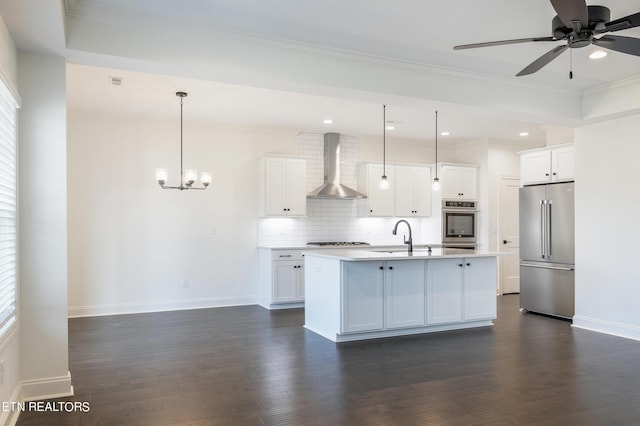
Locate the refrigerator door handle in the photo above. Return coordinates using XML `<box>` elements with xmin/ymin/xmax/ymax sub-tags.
<box><xmin>521</xmin><ymin>262</ymin><xmax>574</xmax><ymax>271</ymax></box>
<box><xmin>547</xmin><ymin>200</ymin><xmax>552</xmax><ymax>259</ymax></box>
<box><xmin>540</xmin><ymin>200</ymin><xmax>546</xmax><ymax>258</ymax></box>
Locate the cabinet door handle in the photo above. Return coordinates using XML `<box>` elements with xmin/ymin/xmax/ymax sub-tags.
<box><xmin>545</xmin><ymin>173</ymin><xmax>550</xmax><ymax>176</ymax></box>
<box><xmin>553</xmin><ymin>172</ymin><xmax>557</xmax><ymax>176</ymax></box>
<box><xmin>279</xmin><ymin>255</ymin><xmax>292</xmax><ymax>258</ymax></box>
<box><xmin>458</xmin><ymin>264</ymin><xmax>463</xmax><ymax>267</ymax></box>
<box><xmin>389</xmin><ymin>266</ymin><xmax>393</xmax><ymax>270</ymax></box>
<box><xmin>379</xmin><ymin>266</ymin><xmax>384</xmax><ymax>270</ymax></box>
<box><xmin>370</xmin><ymin>209</ymin><xmax>373</xmax><ymax>213</ymax></box>
<box><xmin>466</xmin><ymin>262</ymin><xmax>471</xmax><ymax>266</ymax></box>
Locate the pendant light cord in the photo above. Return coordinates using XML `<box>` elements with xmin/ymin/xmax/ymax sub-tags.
<box><xmin>180</xmin><ymin>94</ymin><xmax>184</xmax><ymax>181</ymax></box>
<box><xmin>383</xmin><ymin>104</ymin><xmax>386</xmax><ymax>176</ymax></box>
<box><xmin>435</xmin><ymin>110</ymin><xmax>438</xmax><ymax>178</ymax></box>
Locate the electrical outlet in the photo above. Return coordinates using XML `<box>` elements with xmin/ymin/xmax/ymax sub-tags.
<box><xmin>182</xmin><ymin>278</ymin><xmax>190</xmax><ymax>288</ymax></box>
<box><xmin>1</xmin><ymin>359</ymin><xmax>5</xmax><ymax>385</ymax></box>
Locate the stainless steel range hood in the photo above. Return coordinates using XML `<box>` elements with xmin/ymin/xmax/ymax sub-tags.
<box><xmin>307</xmin><ymin>133</ymin><xmax>367</xmax><ymax>199</ymax></box>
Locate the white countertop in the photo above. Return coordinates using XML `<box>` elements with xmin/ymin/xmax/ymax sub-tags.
<box><xmin>302</xmin><ymin>248</ymin><xmax>507</xmax><ymax>261</ymax></box>
<box><xmin>258</xmin><ymin>243</ymin><xmax>441</xmax><ymax>250</ymax></box>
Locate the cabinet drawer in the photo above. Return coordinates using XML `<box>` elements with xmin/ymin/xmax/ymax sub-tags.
<box><xmin>272</xmin><ymin>250</ymin><xmax>304</xmax><ymax>261</ymax></box>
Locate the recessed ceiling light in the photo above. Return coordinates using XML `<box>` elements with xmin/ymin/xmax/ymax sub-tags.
<box><xmin>519</xmin><ymin>132</ymin><xmax>529</xmax><ymax>137</ymax></box>
<box><xmin>322</xmin><ymin>119</ymin><xmax>333</xmax><ymax>124</ymax></box>
<box><xmin>589</xmin><ymin>50</ymin><xmax>608</xmax><ymax>59</ymax></box>
<box><xmin>441</xmin><ymin>131</ymin><xmax>450</xmax><ymax>136</ymax></box>
<box><xmin>385</xmin><ymin>125</ymin><xmax>395</xmax><ymax>130</ymax></box>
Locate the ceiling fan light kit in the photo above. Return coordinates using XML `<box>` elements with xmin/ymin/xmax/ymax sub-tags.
<box><xmin>454</xmin><ymin>0</ymin><xmax>640</xmax><ymax>77</ymax></box>
<box><xmin>589</xmin><ymin>50</ymin><xmax>608</xmax><ymax>59</ymax></box>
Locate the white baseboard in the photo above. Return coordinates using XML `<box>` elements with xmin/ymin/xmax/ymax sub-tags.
<box><xmin>572</xmin><ymin>315</ymin><xmax>640</xmax><ymax>342</ymax></box>
<box><xmin>1</xmin><ymin>384</ymin><xmax>22</xmax><ymax>426</ymax></box>
<box><xmin>20</xmin><ymin>371</ymin><xmax>74</xmax><ymax>402</ymax></box>
<box><xmin>305</xmin><ymin>320</ymin><xmax>494</xmax><ymax>343</ymax></box>
<box><xmin>68</xmin><ymin>296</ymin><xmax>257</xmax><ymax>318</ymax></box>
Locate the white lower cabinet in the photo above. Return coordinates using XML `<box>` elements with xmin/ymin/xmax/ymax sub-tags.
<box><xmin>426</xmin><ymin>257</ymin><xmax>497</xmax><ymax>325</ymax></box>
<box><xmin>463</xmin><ymin>257</ymin><xmax>497</xmax><ymax>320</ymax></box>
<box><xmin>259</xmin><ymin>248</ymin><xmax>305</xmax><ymax>309</ymax></box>
<box><xmin>341</xmin><ymin>260</ymin><xmax>426</xmax><ymax>333</ymax></box>
<box><xmin>426</xmin><ymin>258</ymin><xmax>463</xmax><ymax>325</ymax></box>
<box><xmin>341</xmin><ymin>261</ymin><xmax>384</xmax><ymax>333</ymax></box>
<box><xmin>384</xmin><ymin>260</ymin><xmax>426</xmax><ymax>329</ymax></box>
<box><xmin>273</xmin><ymin>260</ymin><xmax>304</xmax><ymax>303</ymax></box>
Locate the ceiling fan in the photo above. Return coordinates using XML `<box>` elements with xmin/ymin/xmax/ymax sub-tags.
<box><xmin>453</xmin><ymin>0</ymin><xmax>640</xmax><ymax>77</ymax></box>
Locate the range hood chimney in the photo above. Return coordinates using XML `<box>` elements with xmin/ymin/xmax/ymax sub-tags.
<box><xmin>307</xmin><ymin>133</ymin><xmax>367</xmax><ymax>199</ymax></box>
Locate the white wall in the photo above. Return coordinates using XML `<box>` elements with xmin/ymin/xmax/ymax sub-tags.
<box><xmin>573</xmin><ymin>115</ymin><xmax>640</xmax><ymax>341</ymax></box>
<box><xmin>18</xmin><ymin>52</ymin><xmax>72</xmax><ymax>401</ymax></box>
<box><xmin>67</xmin><ymin>111</ymin><xmax>300</xmax><ymax>316</ymax></box>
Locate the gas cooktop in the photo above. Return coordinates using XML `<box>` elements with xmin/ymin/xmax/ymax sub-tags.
<box><xmin>306</xmin><ymin>241</ymin><xmax>370</xmax><ymax>247</ymax></box>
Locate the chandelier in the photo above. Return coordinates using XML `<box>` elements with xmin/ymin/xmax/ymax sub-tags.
<box><xmin>155</xmin><ymin>92</ymin><xmax>212</xmax><ymax>190</ymax></box>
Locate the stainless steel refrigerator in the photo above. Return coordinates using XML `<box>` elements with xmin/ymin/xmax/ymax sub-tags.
<box><xmin>519</xmin><ymin>182</ymin><xmax>575</xmax><ymax>319</ymax></box>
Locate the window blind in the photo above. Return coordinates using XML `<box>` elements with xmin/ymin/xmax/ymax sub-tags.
<box><xmin>0</xmin><ymin>80</ymin><xmax>17</xmax><ymax>336</ymax></box>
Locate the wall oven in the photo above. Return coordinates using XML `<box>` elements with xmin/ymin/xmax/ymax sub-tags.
<box><xmin>442</xmin><ymin>200</ymin><xmax>477</xmax><ymax>248</ymax></box>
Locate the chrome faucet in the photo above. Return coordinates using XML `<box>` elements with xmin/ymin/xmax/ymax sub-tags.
<box><xmin>392</xmin><ymin>219</ymin><xmax>413</xmax><ymax>253</ymax></box>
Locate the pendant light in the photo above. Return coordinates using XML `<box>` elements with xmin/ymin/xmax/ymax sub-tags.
<box><xmin>432</xmin><ymin>110</ymin><xmax>440</xmax><ymax>191</ymax></box>
<box><xmin>379</xmin><ymin>104</ymin><xmax>390</xmax><ymax>190</ymax></box>
<box><xmin>155</xmin><ymin>92</ymin><xmax>212</xmax><ymax>191</ymax></box>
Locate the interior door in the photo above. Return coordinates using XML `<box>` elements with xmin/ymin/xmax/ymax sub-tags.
<box><xmin>499</xmin><ymin>177</ymin><xmax>521</xmax><ymax>294</ymax></box>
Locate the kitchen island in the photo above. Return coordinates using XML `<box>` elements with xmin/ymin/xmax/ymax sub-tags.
<box><xmin>303</xmin><ymin>248</ymin><xmax>502</xmax><ymax>342</ymax></box>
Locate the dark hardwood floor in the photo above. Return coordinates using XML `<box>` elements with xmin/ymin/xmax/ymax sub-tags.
<box><xmin>16</xmin><ymin>295</ymin><xmax>640</xmax><ymax>425</ymax></box>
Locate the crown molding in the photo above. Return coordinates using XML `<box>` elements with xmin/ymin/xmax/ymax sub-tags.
<box><xmin>583</xmin><ymin>73</ymin><xmax>640</xmax><ymax>97</ymax></box>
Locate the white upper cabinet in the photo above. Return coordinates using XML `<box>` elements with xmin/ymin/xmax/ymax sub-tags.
<box><xmin>441</xmin><ymin>164</ymin><xmax>477</xmax><ymax>200</ymax></box>
<box><xmin>359</xmin><ymin>163</ymin><xmax>432</xmax><ymax>217</ymax></box>
<box><xmin>551</xmin><ymin>145</ymin><xmax>575</xmax><ymax>182</ymax></box>
<box><xmin>520</xmin><ymin>145</ymin><xmax>574</xmax><ymax>186</ymax></box>
<box><xmin>395</xmin><ymin>165</ymin><xmax>432</xmax><ymax>217</ymax></box>
<box><xmin>259</xmin><ymin>157</ymin><xmax>307</xmax><ymax>216</ymax></box>
<box><xmin>358</xmin><ymin>163</ymin><xmax>396</xmax><ymax>217</ymax></box>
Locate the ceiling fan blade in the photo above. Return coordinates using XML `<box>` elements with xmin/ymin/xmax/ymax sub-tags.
<box><xmin>549</xmin><ymin>0</ymin><xmax>588</xmax><ymax>29</ymax></box>
<box><xmin>594</xmin><ymin>35</ymin><xmax>640</xmax><ymax>57</ymax></box>
<box><xmin>599</xmin><ymin>12</ymin><xmax>640</xmax><ymax>34</ymax></box>
<box><xmin>454</xmin><ymin>37</ymin><xmax>556</xmax><ymax>50</ymax></box>
<box><xmin>516</xmin><ymin>44</ymin><xmax>568</xmax><ymax>76</ymax></box>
